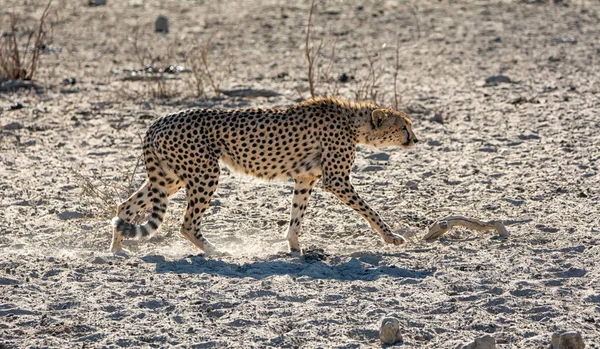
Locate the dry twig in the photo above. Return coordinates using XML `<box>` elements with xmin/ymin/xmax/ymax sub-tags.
<box><xmin>424</xmin><ymin>216</ymin><xmax>510</xmax><ymax>241</ymax></box>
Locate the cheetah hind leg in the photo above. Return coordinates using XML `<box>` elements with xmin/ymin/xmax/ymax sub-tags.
<box><xmin>177</xmin><ymin>161</ymin><xmax>228</xmax><ymax>257</ymax></box>
<box><xmin>110</xmin><ymin>182</ymin><xmax>153</xmax><ymax>254</ymax></box>
<box><xmin>110</xmin><ymin>174</ymin><xmax>183</xmax><ymax>254</ymax></box>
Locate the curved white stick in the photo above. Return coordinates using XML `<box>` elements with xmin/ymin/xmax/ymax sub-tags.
<box><xmin>424</xmin><ymin>215</ymin><xmax>509</xmax><ymax>241</ymax></box>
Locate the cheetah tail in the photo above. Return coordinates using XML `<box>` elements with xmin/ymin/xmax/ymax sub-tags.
<box><xmin>110</xmin><ymin>216</ymin><xmax>158</xmax><ymax>239</ymax></box>
<box><xmin>112</xmin><ymin>137</ymin><xmax>169</xmax><ymax>240</ymax></box>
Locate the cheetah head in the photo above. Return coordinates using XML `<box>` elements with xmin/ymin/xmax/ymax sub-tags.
<box><xmin>366</xmin><ymin>108</ymin><xmax>418</xmax><ymax>149</ymax></box>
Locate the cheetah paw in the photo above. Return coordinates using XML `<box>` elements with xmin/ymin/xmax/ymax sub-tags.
<box><xmin>383</xmin><ymin>233</ymin><xmax>407</xmax><ymax>246</ymax></box>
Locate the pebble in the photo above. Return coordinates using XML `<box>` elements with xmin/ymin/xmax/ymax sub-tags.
<box><xmin>338</xmin><ymin>72</ymin><xmax>354</xmax><ymax>83</ymax></box>
<box><xmin>485</xmin><ymin>75</ymin><xmax>511</xmax><ymax>86</ymax></box>
<box><xmin>57</xmin><ymin>211</ymin><xmax>84</xmax><ymax>220</ymax></box>
<box><xmin>458</xmin><ymin>334</ymin><xmax>496</xmax><ymax>349</ymax></box>
<box><xmin>91</xmin><ymin>256</ymin><xmax>108</xmax><ymax>264</ymax></box>
<box><xmin>379</xmin><ymin>317</ymin><xmax>403</xmax><ymax>345</ymax></box>
<box><xmin>405</xmin><ymin>180</ymin><xmax>419</xmax><ymax>190</ymax></box>
<box><xmin>0</xmin><ymin>277</ymin><xmax>21</xmax><ymax>285</ymax></box>
<box><xmin>430</xmin><ymin>112</ymin><xmax>444</xmax><ymax>124</ymax></box>
<box><xmin>3</xmin><ymin>121</ymin><xmax>24</xmax><ymax>130</ymax></box>
<box><xmin>552</xmin><ymin>331</ymin><xmax>585</xmax><ymax>349</ymax></box>
<box><xmin>366</xmin><ymin>152</ymin><xmax>390</xmax><ymax>161</ymax></box>
<box><xmin>9</xmin><ymin>102</ymin><xmax>24</xmax><ymax>110</ymax></box>
<box><xmin>155</xmin><ymin>15</ymin><xmax>169</xmax><ymax>33</ymax></box>
<box><xmin>89</xmin><ymin>0</ymin><xmax>107</xmax><ymax>5</ymax></box>
<box><xmin>361</xmin><ymin>165</ymin><xmax>385</xmax><ymax>172</ymax></box>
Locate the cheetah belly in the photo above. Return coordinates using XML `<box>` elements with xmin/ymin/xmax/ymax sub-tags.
<box><xmin>219</xmin><ymin>149</ymin><xmax>322</xmax><ymax>180</ymax></box>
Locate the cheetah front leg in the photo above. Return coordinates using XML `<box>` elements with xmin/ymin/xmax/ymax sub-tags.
<box><xmin>286</xmin><ymin>176</ymin><xmax>318</xmax><ymax>253</ymax></box>
<box><xmin>322</xmin><ymin>176</ymin><xmax>406</xmax><ymax>247</ymax></box>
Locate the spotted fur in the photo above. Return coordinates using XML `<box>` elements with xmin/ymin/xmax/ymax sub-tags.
<box><xmin>110</xmin><ymin>97</ymin><xmax>418</xmax><ymax>254</ymax></box>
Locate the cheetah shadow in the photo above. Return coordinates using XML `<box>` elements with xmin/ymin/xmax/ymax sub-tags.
<box><xmin>144</xmin><ymin>251</ymin><xmax>432</xmax><ymax>282</ymax></box>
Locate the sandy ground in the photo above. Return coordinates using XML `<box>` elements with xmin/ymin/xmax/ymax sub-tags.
<box><xmin>1</xmin><ymin>0</ymin><xmax>599</xmax><ymax>347</ymax></box>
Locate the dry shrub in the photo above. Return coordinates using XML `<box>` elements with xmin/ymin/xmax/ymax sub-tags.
<box><xmin>184</xmin><ymin>36</ymin><xmax>227</xmax><ymax>98</ymax></box>
<box><xmin>303</xmin><ymin>1</ymin><xmax>422</xmax><ymax>108</ymax></box>
<box><xmin>0</xmin><ymin>1</ymin><xmax>53</xmax><ymax>82</ymax></box>
<box><xmin>304</xmin><ymin>0</ymin><xmax>321</xmax><ymax>98</ymax></box>
<box><xmin>351</xmin><ymin>44</ymin><xmax>386</xmax><ymax>105</ymax></box>
<box><xmin>129</xmin><ymin>26</ymin><xmax>180</xmax><ymax>99</ymax></box>
<box><xmin>72</xmin><ymin>155</ymin><xmax>144</xmax><ymax>218</ymax></box>
<box><xmin>127</xmin><ymin>27</ymin><xmax>227</xmax><ymax>99</ymax></box>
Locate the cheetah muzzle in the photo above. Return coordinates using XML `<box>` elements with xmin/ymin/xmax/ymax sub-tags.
<box><xmin>110</xmin><ymin>97</ymin><xmax>418</xmax><ymax>255</ymax></box>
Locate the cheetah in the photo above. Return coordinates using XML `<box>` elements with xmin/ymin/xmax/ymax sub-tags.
<box><xmin>110</xmin><ymin>97</ymin><xmax>418</xmax><ymax>255</ymax></box>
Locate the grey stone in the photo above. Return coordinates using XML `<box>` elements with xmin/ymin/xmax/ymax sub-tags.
<box><xmin>155</xmin><ymin>15</ymin><xmax>169</xmax><ymax>33</ymax></box>
<box><xmin>430</xmin><ymin>112</ymin><xmax>443</xmax><ymax>124</ymax></box>
<box><xmin>3</xmin><ymin>122</ymin><xmax>23</xmax><ymax>130</ymax></box>
<box><xmin>552</xmin><ymin>331</ymin><xmax>585</xmax><ymax>349</ymax></box>
<box><xmin>405</xmin><ymin>180</ymin><xmax>419</xmax><ymax>190</ymax></box>
<box><xmin>379</xmin><ymin>317</ymin><xmax>403</xmax><ymax>345</ymax></box>
<box><xmin>458</xmin><ymin>335</ymin><xmax>496</xmax><ymax>349</ymax></box>
<box><xmin>88</xmin><ymin>0</ymin><xmax>107</xmax><ymax>5</ymax></box>
<box><xmin>0</xmin><ymin>277</ymin><xmax>21</xmax><ymax>285</ymax></box>
<box><xmin>366</xmin><ymin>152</ymin><xmax>390</xmax><ymax>161</ymax></box>
<box><xmin>57</xmin><ymin>211</ymin><xmax>84</xmax><ymax>220</ymax></box>
<box><xmin>361</xmin><ymin>165</ymin><xmax>385</xmax><ymax>172</ymax></box>
<box><xmin>91</xmin><ymin>256</ymin><xmax>108</xmax><ymax>264</ymax></box>
<box><xmin>485</xmin><ymin>75</ymin><xmax>511</xmax><ymax>86</ymax></box>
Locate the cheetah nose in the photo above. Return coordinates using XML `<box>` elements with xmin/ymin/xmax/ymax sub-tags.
<box><xmin>413</xmin><ymin>138</ymin><xmax>419</xmax><ymax>144</ymax></box>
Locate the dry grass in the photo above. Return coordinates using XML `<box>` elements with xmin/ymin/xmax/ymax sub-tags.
<box><xmin>129</xmin><ymin>26</ymin><xmax>179</xmax><ymax>99</ymax></box>
<box><xmin>304</xmin><ymin>0</ymin><xmax>322</xmax><ymax>98</ymax></box>
<box><xmin>72</xmin><ymin>155</ymin><xmax>144</xmax><ymax>219</ymax></box>
<box><xmin>184</xmin><ymin>35</ymin><xmax>228</xmax><ymax>98</ymax></box>
<box><xmin>0</xmin><ymin>1</ymin><xmax>53</xmax><ymax>82</ymax></box>
<box><xmin>126</xmin><ymin>27</ymin><xmax>228</xmax><ymax>99</ymax></box>
<box><xmin>302</xmin><ymin>1</ymin><xmax>422</xmax><ymax>109</ymax></box>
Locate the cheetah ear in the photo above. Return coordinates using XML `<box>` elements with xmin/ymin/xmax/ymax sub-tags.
<box><xmin>371</xmin><ymin>109</ymin><xmax>387</xmax><ymax>128</ymax></box>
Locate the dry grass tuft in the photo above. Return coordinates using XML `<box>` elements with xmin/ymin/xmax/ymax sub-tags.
<box><xmin>72</xmin><ymin>155</ymin><xmax>144</xmax><ymax>219</ymax></box>
<box><xmin>0</xmin><ymin>1</ymin><xmax>53</xmax><ymax>82</ymax></box>
<box><xmin>184</xmin><ymin>36</ymin><xmax>228</xmax><ymax>98</ymax></box>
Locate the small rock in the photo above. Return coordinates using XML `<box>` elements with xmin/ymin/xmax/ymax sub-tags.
<box><xmin>91</xmin><ymin>256</ymin><xmax>108</xmax><ymax>264</ymax></box>
<box><xmin>155</xmin><ymin>15</ymin><xmax>169</xmax><ymax>33</ymax></box>
<box><xmin>57</xmin><ymin>211</ymin><xmax>84</xmax><ymax>220</ymax></box>
<box><xmin>3</xmin><ymin>121</ymin><xmax>24</xmax><ymax>130</ymax></box>
<box><xmin>458</xmin><ymin>334</ymin><xmax>496</xmax><ymax>349</ymax></box>
<box><xmin>535</xmin><ymin>224</ymin><xmax>559</xmax><ymax>233</ymax></box>
<box><xmin>0</xmin><ymin>277</ymin><xmax>21</xmax><ymax>285</ymax></box>
<box><xmin>9</xmin><ymin>102</ymin><xmax>24</xmax><ymax>110</ymax></box>
<box><xmin>552</xmin><ymin>331</ymin><xmax>585</xmax><ymax>349</ymax></box>
<box><xmin>405</xmin><ymin>180</ymin><xmax>419</xmax><ymax>190</ymax></box>
<box><xmin>361</xmin><ymin>165</ymin><xmax>385</xmax><ymax>172</ymax></box>
<box><xmin>379</xmin><ymin>317</ymin><xmax>403</xmax><ymax>345</ymax></box>
<box><xmin>485</xmin><ymin>75</ymin><xmax>511</xmax><ymax>86</ymax></box>
<box><xmin>62</xmin><ymin>77</ymin><xmax>77</xmax><ymax>85</ymax></box>
<box><xmin>339</xmin><ymin>72</ymin><xmax>354</xmax><ymax>83</ymax></box>
<box><xmin>366</xmin><ymin>152</ymin><xmax>390</xmax><ymax>161</ymax></box>
<box><xmin>551</xmin><ymin>37</ymin><xmax>577</xmax><ymax>45</ymax></box>
<box><xmin>88</xmin><ymin>0</ymin><xmax>107</xmax><ymax>5</ymax></box>
<box><xmin>427</xmin><ymin>140</ymin><xmax>441</xmax><ymax>147</ymax></box>
<box><xmin>430</xmin><ymin>112</ymin><xmax>443</xmax><ymax>124</ymax></box>
<box><xmin>517</xmin><ymin>133</ymin><xmax>541</xmax><ymax>140</ymax></box>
